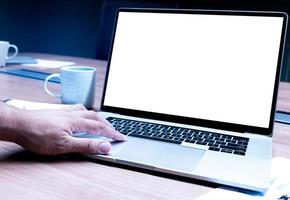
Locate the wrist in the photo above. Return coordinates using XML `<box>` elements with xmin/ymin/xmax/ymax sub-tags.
<box><xmin>0</xmin><ymin>104</ymin><xmax>30</xmax><ymax>143</ymax></box>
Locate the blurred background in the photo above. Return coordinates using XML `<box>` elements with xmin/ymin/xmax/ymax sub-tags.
<box><xmin>1</xmin><ymin>0</ymin><xmax>290</xmax><ymax>81</ymax></box>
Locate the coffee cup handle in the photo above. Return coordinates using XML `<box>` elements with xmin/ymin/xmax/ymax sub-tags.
<box><xmin>6</xmin><ymin>44</ymin><xmax>18</xmax><ymax>59</ymax></box>
<box><xmin>44</xmin><ymin>74</ymin><xmax>61</xmax><ymax>98</ymax></box>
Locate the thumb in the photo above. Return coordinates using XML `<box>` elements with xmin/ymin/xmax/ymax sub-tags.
<box><xmin>66</xmin><ymin>137</ymin><xmax>111</xmax><ymax>154</ymax></box>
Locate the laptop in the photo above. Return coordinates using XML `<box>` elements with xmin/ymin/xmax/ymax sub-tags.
<box><xmin>85</xmin><ymin>9</ymin><xmax>288</xmax><ymax>192</ymax></box>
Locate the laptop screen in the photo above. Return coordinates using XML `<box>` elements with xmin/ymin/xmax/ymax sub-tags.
<box><xmin>103</xmin><ymin>10</ymin><xmax>286</xmax><ymax>130</ymax></box>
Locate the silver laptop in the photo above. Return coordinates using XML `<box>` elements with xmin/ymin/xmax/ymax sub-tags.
<box><xmin>86</xmin><ymin>9</ymin><xmax>288</xmax><ymax>192</ymax></box>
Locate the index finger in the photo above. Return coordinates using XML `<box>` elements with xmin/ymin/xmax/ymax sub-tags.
<box><xmin>75</xmin><ymin>111</ymin><xmax>114</xmax><ymax>128</ymax></box>
<box><xmin>80</xmin><ymin>119</ymin><xmax>126</xmax><ymax>141</ymax></box>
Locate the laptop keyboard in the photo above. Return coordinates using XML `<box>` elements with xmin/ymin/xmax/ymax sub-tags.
<box><xmin>107</xmin><ymin>117</ymin><xmax>249</xmax><ymax>156</ymax></box>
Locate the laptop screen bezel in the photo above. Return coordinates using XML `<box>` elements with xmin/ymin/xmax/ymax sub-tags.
<box><xmin>101</xmin><ymin>8</ymin><xmax>288</xmax><ymax>136</ymax></box>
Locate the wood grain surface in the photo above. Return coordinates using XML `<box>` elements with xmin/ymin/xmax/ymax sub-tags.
<box><xmin>0</xmin><ymin>53</ymin><xmax>289</xmax><ymax>200</ymax></box>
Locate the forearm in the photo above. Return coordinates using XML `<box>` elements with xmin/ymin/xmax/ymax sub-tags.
<box><xmin>0</xmin><ymin>102</ymin><xmax>27</xmax><ymax>143</ymax></box>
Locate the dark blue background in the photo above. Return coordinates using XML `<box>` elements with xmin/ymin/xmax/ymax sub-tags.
<box><xmin>1</xmin><ymin>0</ymin><xmax>290</xmax><ymax>81</ymax></box>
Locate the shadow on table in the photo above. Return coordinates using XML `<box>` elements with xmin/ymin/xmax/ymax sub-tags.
<box><xmin>0</xmin><ymin>149</ymin><xmax>86</xmax><ymax>163</ymax></box>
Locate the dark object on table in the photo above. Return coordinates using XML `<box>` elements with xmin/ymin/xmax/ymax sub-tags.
<box><xmin>6</xmin><ymin>56</ymin><xmax>37</xmax><ymax>65</ymax></box>
<box><xmin>0</xmin><ymin>69</ymin><xmax>60</xmax><ymax>83</ymax></box>
<box><xmin>275</xmin><ymin>111</ymin><xmax>290</xmax><ymax>125</ymax></box>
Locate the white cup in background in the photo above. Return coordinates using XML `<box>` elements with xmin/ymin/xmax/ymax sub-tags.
<box><xmin>0</xmin><ymin>41</ymin><xmax>18</xmax><ymax>67</ymax></box>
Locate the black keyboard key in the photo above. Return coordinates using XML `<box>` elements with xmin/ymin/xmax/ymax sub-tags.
<box><xmin>203</xmin><ymin>135</ymin><xmax>210</xmax><ymax>139</ymax></box>
<box><xmin>238</xmin><ymin>146</ymin><xmax>247</xmax><ymax>151</ymax></box>
<box><xmin>215</xmin><ymin>141</ymin><xmax>225</xmax><ymax>145</ymax></box>
<box><xmin>207</xmin><ymin>142</ymin><xmax>214</xmax><ymax>147</ymax></box>
<box><xmin>196</xmin><ymin>135</ymin><xmax>203</xmax><ymax>139</ymax></box>
<box><xmin>173</xmin><ymin>138</ymin><xmax>185</xmax><ymax>142</ymax></box>
<box><xmin>200</xmin><ymin>141</ymin><xmax>207</xmax><ymax>145</ymax></box>
<box><xmin>233</xmin><ymin>151</ymin><xmax>246</xmax><ymax>156</ymax></box>
<box><xmin>180</xmin><ymin>135</ymin><xmax>187</xmax><ymax>140</ymax></box>
<box><xmin>221</xmin><ymin>149</ymin><xmax>233</xmax><ymax>154</ymax></box>
<box><xmin>220</xmin><ymin>145</ymin><xmax>239</xmax><ymax>151</ymax></box>
<box><xmin>227</xmin><ymin>142</ymin><xmax>238</xmax><ymax>146</ymax></box>
<box><xmin>209</xmin><ymin>147</ymin><xmax>220</xmax><ymax>152</ymax></box>
<box><xmin>162</xmin><ymin>135</ymin><xmax>170</xmax><ymax>139</ymax></box>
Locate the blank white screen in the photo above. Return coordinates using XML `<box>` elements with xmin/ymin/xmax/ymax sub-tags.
<box><xmin>104</xmin><ymin>12</ymin><xmax>284</xmax><ymax>128</ymax></box>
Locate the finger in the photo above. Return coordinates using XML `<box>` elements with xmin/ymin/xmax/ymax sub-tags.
<box><xmin>63</xmin><ymin>104</ymin><xmax>87</xmax><ymax>112</ymax></box>
<box><xmin>75</xmin><ymin>111</ymin><xmax>114</xmax><ymax>128</ymax></box>
<box><xmin>76</xmin><ymin>119</ymin><xmax>126</xmax><ymax>141</ymax></box>
<box><xmin>66</xmin><ymin>137</ymin><xmax>111</xmax><ymax>154</ymax></box>
<box><xmin>94</xmin><ymin>114</ymin><xmax>114</xmax><ymax>128</ymax></box>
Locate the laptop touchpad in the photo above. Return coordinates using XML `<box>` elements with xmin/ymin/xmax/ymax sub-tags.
<box><xmin>110</xmin><ymin>137</ymin><xmax>205</xmax><ymax>173</ymax></box>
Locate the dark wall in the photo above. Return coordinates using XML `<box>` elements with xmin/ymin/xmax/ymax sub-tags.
<box><xmin>1</xmin><ymin>0</ymin><xmax>290</xmax><ymax>81</ymax></box>
<box><xmin>0</xmin><ymin>0</ymin><xmax>177</xmax><ymax>59</ymax></box>
<box><xmin>0</xmin><ymin>0</ymin><xmax>102</xmax><ymax>58</ymax></box>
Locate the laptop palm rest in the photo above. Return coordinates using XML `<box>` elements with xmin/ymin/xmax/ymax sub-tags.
<box><xmin>109</xmin><ymin>137</ymin><xmax>205</xmax><ymax>173</ymax></box>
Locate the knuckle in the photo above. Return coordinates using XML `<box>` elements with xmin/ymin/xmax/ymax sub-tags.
<box><xmin>87</xmin><ymin>110</ymin><xmax>95</xmax><ymax>114</ymax></box>
<box><xmin>95</xmin><ymin>113</ymin><xmax>104</xmax><ymax>121</ymax></box>
<box><xmin>85</xmin><ymin>140</ymin><xmax>97</xmax><ymax>153</ymax></box>
<box><xmin>71</xmin><ymin>119</ymin><xmax>86</xmax><ymax>132</ymax></box>
<box><xmin>87</xmin><ymin>110</ymin><xmax>97</xmax><ymax>118</ymax></box>
<box><xmin>96</xmin><ymin>121</ymin><xmax>106</xmax><ymax>130</ymax></box>
<box><xmin>54</xmin><ymin>138</ymin><xmax>70</xmax><ymax>154</ymax></box>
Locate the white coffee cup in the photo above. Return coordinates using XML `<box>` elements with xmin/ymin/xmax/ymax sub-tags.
<box><xmin>44</xmin><ymin>66</ymin><xmax>97</xmax><ymax>109</ymax></box>
<box><xmin>0</xmin><ymin>41</ymin><xmax>18</xmax><ymax>67</ymax></box>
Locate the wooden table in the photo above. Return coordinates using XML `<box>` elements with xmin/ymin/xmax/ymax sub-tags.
<box><xmin>0</xmin><ymin>53</ymin><xmax>290</xmax><ymax>200</ymax></box>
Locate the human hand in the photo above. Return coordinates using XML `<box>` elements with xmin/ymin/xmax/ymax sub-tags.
<box><xmin>13</xmin><ymin>105</ymin><xmax>126</xmax><ymax>155</ymax></box>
